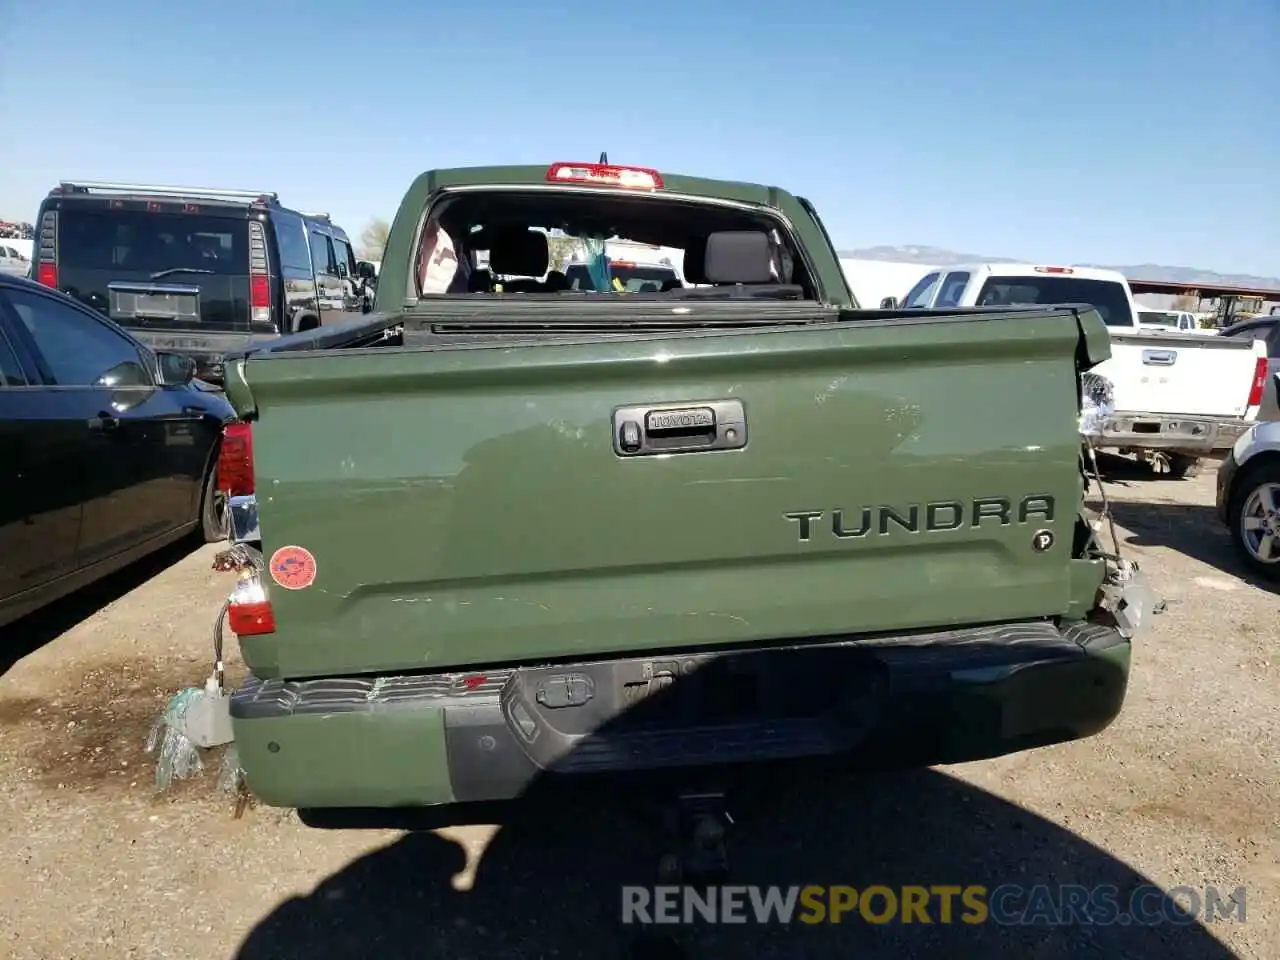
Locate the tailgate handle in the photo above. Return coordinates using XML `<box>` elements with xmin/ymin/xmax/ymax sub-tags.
<box><xmin>613</xmin><ymin>400</ymin><xmax>747</xmax><ymax>457</ymax></box>
<box><xmin>1142</xmin><ymin>349</ymin><xmax>1177</xmax><ymax>366</ymax></box>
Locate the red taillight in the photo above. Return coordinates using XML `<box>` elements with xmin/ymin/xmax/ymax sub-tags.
<box><xmin>35</xmin><ymin>210</ymin><xmax>58</xmax><ymax>287</ymax></box>
<box><xmin>228</xmin><ymin>600</ymin><xmax>275</xmax><ymax>636</ymax></box>
<box><xmin>247</xmin><ymin>219</ymin><xmax>271</xmax><ymax>323</ymax></box>
<box><xmin>217</xmin><ymin>422</ymin><xmax>254</xmax><ymax>496</ymax></box>
<box><xmin>249</xmin><ymin>274</ymin><xmax>270</xmax><ymax>308</ymax></box>
<box><xmin>1034</xmin><ymin>266</ymin><xmax>1075</xmax><ymax>274</ymax></box>
<box><xmin>1247</xmin><ymin>356</ymin><xmax>1268</xmax><ymax>407</ymax></box>
<box><xmin>546</xmin><ymin>162</ymin><xmax>663</xmax><ymax>189</ymax></box>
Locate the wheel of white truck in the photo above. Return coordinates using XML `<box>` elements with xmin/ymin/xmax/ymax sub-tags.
<box><xmin>1228</xmin><ymin>464</ymin><xmax>1280</xmax><ymax>581</ymax></box>
<box><xmin>199</xmin><ymin>456</ymin><xmax>229</xmax><ymax>544</ymax></box>
<box><xmin>1165</xmin><ymin>454</ymin><xmax>1201</xmax><ymax>479</ymax></box>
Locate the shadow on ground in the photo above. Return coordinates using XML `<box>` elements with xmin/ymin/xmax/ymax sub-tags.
<box><xmin>234</xmin><ymin>764</ymin><xmax>1241</xmax><ymax>960</ymax></box>
<box><xmin>1105</xmin><ymin>498</ymin><xmax>1276</xmax><ymax>591</ymax></box>
<box><xmin>0</xmin><ymin>537</ymin><xmax>200</xmax><ymax>678</ymax></box>
<box><xmin>1090</xmin><ymin>451</ymin><xmax>1208</xmax><ymax>487</ymax></box>
<box><xmin>1085</xmin><ymin>452</ymin><xmax>1276</xmax><ymax>588</ymax></box>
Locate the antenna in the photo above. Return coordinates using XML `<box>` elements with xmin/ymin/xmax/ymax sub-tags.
<box><xmin>599</xmin><ymin>151</ymin><xmax>608</xmax><ymax>164</ymax></box>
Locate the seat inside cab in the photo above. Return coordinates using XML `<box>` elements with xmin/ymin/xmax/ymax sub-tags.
<box><xmin>413</xmin><ymin>188</ymin><xmax>818</xmax><ymax>299</ymax></box>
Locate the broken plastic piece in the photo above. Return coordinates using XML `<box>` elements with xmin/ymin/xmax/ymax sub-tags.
<box><xmin>217</xmin><ymin>743</ymin><xmax>244</xmax><ymax>794</ymax></box>
<box><xmin>179</xmin><ymin>686</ymin><xmax>234</xmax><ymax>748</ymax></box>
<box><xmin>1078</xmin><ymin>372</ymin><xmax>1115</xmax><ymax>438</ymax></box>
<box><xmin>217</xmin><ymin>744</ymin><xmax>255</xmax><ymax>819</ymax></box>
<box><xmin>145</xmin><ymin>688</ymin><xmax>207</xmax><ymax>790</ymax></box>
<box><xmin>1096</xmin><ymin>558</ymin><xmax>1155</xmax><ymax>640</ymax></box>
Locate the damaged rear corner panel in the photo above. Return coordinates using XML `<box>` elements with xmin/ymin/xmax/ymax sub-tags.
<box><xmin>1074</xmin><ymin>307</ymin><xmax>1113</xmax><ymax>369</ymax></box>
<box><xmin>220</xmin><ymin>357</ymin><xmax>257</xmax><ymax>419</ymax></box>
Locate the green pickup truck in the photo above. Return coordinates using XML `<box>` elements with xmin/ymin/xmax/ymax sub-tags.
<box><xmin>213</xmin><ymin>160</ymin><xmax>1152</xmax><ymax>821</ymax></box>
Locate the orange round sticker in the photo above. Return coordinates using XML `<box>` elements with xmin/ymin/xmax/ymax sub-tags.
<box><xmin>269</xmin><ymin>545</ymin><xmax>317</xmax><ymax>590</ymax></box>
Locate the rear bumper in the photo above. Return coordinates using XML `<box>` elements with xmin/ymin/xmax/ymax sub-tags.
<box><xmin>1101</xmin><ymin>411</ymin><xmax>1251</xmax><ymax>453</ymax></box>
<box><xmin>229</xmin><ymin>619</ymin><xmax>1133</xmax><ymax>810</ymax></box>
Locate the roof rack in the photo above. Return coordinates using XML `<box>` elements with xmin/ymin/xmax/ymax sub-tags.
<box><xmin>54</xmin><ymin>180</ymin><xmax>280</xmax><ymax>203</ymax></box>
<box><xmin>300</xmin><ymin>211</ymin><xmax>331</xmax><ymax>221</ymax></box>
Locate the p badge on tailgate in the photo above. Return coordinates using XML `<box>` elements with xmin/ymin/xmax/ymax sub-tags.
<box><xmin>612</xmin><ymin>399</ymin><xmax>748</xmax><ymax>457</ymax></box>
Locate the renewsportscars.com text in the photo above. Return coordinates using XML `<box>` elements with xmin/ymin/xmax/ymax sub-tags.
<box><xmin>621</xmin><ymin>884</ymin><xmax>1247</xmax><ymax>927</ymax></box>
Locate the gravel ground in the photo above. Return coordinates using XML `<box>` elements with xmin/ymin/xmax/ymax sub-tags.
<box><xmin>0</xmin><ymin>455</ymin><xmax>1275</xmax><ymax>960</ymax></box>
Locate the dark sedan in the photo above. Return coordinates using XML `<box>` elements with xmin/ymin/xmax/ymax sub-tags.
<box><xmin>0</xmin><ymin>273</ymin><xmax>234</xmax><ymax>628</ymax></box>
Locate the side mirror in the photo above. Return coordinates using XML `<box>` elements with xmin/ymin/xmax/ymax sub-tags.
<box><xmin>879</xmin><ymin>296</ymin><xmax>898</xmax><ymax>309</ymax></box>
<box><xmin>356</xmin><ymin>260</ymin><xmax>377</xmax><ymax>280</ymax></box>
<box><xmin>155</xmin><ymin>350</ymin><xmax>197</xmax><ymax>385</ymax></box>
<box><xmin>95</xmin><ymin>359</ymin><xmax>153</xmax><ymax>388</ymax></box>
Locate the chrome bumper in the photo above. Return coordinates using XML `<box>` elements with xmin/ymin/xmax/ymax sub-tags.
<box><xmin>1101</xmin><ymin>412</ymin><xmax>1251</xmax><ymax>453</ymax></box>
<box><xmin>227</xmin><ymin>495</ymin><xmax>260</xmax><ymax>544</ymax></box>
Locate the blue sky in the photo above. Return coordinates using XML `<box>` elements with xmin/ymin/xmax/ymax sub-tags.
<box><xmin>2</xmin><ymin>0</ymin><xmax>1276</xmax><ymax>276</ymax></box>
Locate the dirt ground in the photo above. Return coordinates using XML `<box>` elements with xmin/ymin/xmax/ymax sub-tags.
<box><xmin>0</xmin><ymin>455</ymin><xmax>1275</xmax><ymax>960</ymax></box>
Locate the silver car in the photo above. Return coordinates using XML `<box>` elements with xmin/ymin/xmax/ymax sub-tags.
<box><xmin>1217</xmin><ymin>386</ymin><xmax>1280</xmax><ymax>582</ymax></box>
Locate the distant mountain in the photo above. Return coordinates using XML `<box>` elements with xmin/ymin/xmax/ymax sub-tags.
<box><xmin>837</xmin><ymin>245</ymin><xmax>1280</xmax><ymax>291</ymax></box>
<box><xmin>839</xmin><ymin>245</ymin><xmax>1016</xmax><ymax>267</ymax></box>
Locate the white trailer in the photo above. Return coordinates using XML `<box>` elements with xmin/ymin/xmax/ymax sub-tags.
<box><xmin>839</xmin><ymin>258</ymin><xmax>944</xmax><ymax>308</ymax></box>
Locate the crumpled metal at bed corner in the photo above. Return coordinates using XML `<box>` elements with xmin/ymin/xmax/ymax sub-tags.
<box><xmin>1079</xmin><ymin>371</ymin><xmax>1115</xmax><ymax>438</ymax></box>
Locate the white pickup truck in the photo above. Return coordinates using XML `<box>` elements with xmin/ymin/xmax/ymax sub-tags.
<box><xmin>1136</xmin><ymin>308</ymin><xmax>1216</xmax><ymax>335</ymax></box>
<box><xmin>890</xmin><ymin>262</ymin><xmax>1269</xmax><ymax>477</ymax></box>
<box><xmin>0</xmin><ymin>243</ymin><xmax>30</xmax><ymax>277</ymax></box>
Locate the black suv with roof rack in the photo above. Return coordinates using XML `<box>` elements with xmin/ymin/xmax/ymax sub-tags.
<box><xmin>29</xmin><ymin>181</ymin><xmax>376</xmax><ymax>383</ymax></box>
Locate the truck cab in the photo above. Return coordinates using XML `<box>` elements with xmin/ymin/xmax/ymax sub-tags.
<box><xmin>897</xmin><ymin>262</ymin><xmax>1141</xmax><ymax>327</ymax></box>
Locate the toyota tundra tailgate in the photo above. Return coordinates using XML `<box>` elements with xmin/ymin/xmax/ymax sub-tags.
<box><xmin>225</xmin><ymin>306</ymin><xmax>1101</xmax><ymax>681</ymax></box>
